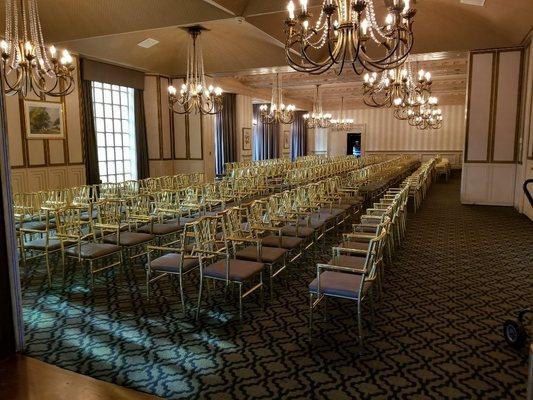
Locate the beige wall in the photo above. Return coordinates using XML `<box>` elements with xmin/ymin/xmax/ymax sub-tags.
<box><xmin>7</xmin><ymin>56</ymin><xmax>86</xmax><ymax>193</ymax></box>
<box><xmin>461</xmin><ymin>48</ymin><xmax>524</xmax><ymax>206</ymax></box>
<box><xmin>146</xmin><ymin>75</ymin><xmax>215</xmax><ymax>180</ymax></box>
<box><xmin>308</xmin><ymin>104</ymin><xmax>466</xmax><ymax>168</ymax></box>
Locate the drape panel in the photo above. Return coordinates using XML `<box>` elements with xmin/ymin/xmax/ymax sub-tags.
<box><xmin>291</xmin><ymin>110</ymin><xmax>308</xmax><ymax>160</ymax></box>
<box><xmin>81</xmin><ymin>58</ymin><xmax>144</xmax><ymax>90</ymax></box>
<box><xmin>134</xmin><ymin>90</ymin><xmax>150</xmax><ymax>179</ymax></box>
<box><xmin>253</xmin><ymin>104</ymin><xmax>280</xmax><ymax>160</ymax></box>
<box><xmin>80</xmin><ymin>70</ymin><xmax>100</xmax><ymax>185</ymax></box>
<box><xmin>215</xmin><ymin>93</ymin><xmax>237</xmax><ymax>174</ymax></box>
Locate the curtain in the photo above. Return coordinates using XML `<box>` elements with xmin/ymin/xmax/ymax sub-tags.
<box><xmin>253</xmin><ymin>104</ymin><xmax>280</xmax><ymax>160</ymax></box>
<box><xmin>134</xmin><ymin>89</ymin><xmax>150</xmax><ymax>179</ymax></box>
<box><xmin>291</xmin><ymin>110</ymin><xmax>308</xmax><ymax>161</ymax></box>
<box><xmin>80</xmin><ymin>65</ymin><xmax>100</xmax><ymax>185</ymax></box>
<box><xmin>215</xmin><ymin>93</ymin><xmax>237</xmax><ymax>174</ymax></box>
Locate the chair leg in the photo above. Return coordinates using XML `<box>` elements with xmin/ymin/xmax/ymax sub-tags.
<box><xmin>146</xmin><ymin>268</ymin><xmax>151</xmax><ymax>298</ymax></box>
<box><xmin>259</xmin><ymin>272</ymin><xmax>264</xmax><ymax>310</ymax></box>
<box><xmin>196</xmin><ymin>277</ymin><xmax>203</xmax><ymax>320</ymax></box>
<box><xmin>45</xmin><ymin>251</ymin><xmax>51</xmax><ymax>289</ymax></box>
<box><xmin>357</xmin><ymin>299</ymin><xmax>363</xmax><ymax>345</ymax></box>
<box><xmin>238</xmin><ymin>283</ymin><xmax>243</xmax><ymax>323</ymax></box>
<box><xmin>309</xmin><ymin>293</ymin><xmax>314</xmax><ymax>340</ymax></box>
<box><xmin>178</xmin><ymin>273</ymin><xmax>186</xmax><ymax>316</ymax></box>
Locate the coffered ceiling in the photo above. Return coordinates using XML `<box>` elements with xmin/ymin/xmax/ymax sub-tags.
<box><xmin>2</xmin><ymin>0</ymin><xmax>530</xmax><ymax>107</ymax></box>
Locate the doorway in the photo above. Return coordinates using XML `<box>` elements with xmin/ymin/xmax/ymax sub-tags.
<box><xmin>347</xmin><ymin>132</ymin><xmax>362</xmax><ymax>157</ymax></box>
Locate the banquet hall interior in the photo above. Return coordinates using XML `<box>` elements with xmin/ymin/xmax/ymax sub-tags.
<box><xmin>0</xmin><ymin>0</ymin><xmax>532</xmax><ymax>399</ymax></box>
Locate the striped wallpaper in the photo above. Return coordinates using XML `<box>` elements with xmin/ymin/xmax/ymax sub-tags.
<box><xmin>326</xmin><ymin>104</ymin><xmax>467</xmax><ymax>151</ymax></box>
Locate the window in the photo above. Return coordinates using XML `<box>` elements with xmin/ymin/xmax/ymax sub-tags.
<box><xmin>91</xmin><ymin>81</ymin><xmax>137</xmax><ymax>183</ymax></box>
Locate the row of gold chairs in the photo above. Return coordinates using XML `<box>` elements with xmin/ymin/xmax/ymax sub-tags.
<box><xmin>308</xmin><ymin>158</ymin><xmax>437</xmax><ymax>343</ymax></box>
<box><xmin>145</xmin><ymin>156</ymin><xmax>420</xmax><ymax>321</ymax></box>
<box><xmin>16</xmin><ymin>156</ymin><xmax>384</xmax><ymax>290</ymax></box>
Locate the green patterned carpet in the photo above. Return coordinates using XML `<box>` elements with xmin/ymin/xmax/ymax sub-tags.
<box><xmin>22</xmin><ymin>178</ymin><xmax>533</xmax><ymax>399</ymax></box>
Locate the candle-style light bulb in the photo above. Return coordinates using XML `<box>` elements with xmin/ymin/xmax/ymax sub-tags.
<box><xmin>300</xmin><ymin>0</ymin><xmax>308</xmax><ymax>13</ymax></box>
<box><xmin>287</xmin><ymin>1</ymin><xmax>295</xmax><ymax>19</ymax></box>
<box><xmin>0</xmin><ymin>40</ymin><xmax>8</xmax><ymax>53</ymax></box>
<box><xmin>361</xmin><ymin>18</ymin><xmax>369</xmax><ymax>35</ymax></box>
<box><xmin>385</xmin><ymin>14</ymin><xmax>393</xmax><ymax>26</ymax></box>
<box><xmin>403</xmin><ymin>0</ymin><xmax>411</xmax><ymax>14</ymax></box>
<box><xmin>49</xmin><ymin>45</ymin><xmax>56</xmax><ymax>58</ymax></box>
<box><xmin>425</xmin><ymin>71</ymin><xmax>431</xmax><ymax>82</ymax></box>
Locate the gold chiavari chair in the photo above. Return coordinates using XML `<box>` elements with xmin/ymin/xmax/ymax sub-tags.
<box><xmin>222</xmin><ymin>207</ymin><xmax>288</xmax><ymax>299</ymax></box>
<box><xmin>56</xmin><ymin>207</ymin><xmax>122</xmax><ymax>288</ymax></box>
<box><xmin>309</xmin><ymin>227</ymin><xmax>387</xmax><ymax>344</ymax></box>
<box><xmin>19</xmin><ymin>208</ymin><xmax>62</xmax><ymax>287</ymax></box>
<box><xmin>127</xmin><ymin>194</ymin><xmax>182</xmax><ymax>241</ymax></box>
<box><xmin>196</xmin><ymin>215</ymin><xmax>265</xmax><ymax>322</ymax></box>
<box><xmin>145</xmin><ymin>220</ymin><xmax>201</xmax><ymax>314</ymax></box>
<box><xmin>247</xmin><ymin>200</ymin><xmax>304</xmax><ymax>263</ymax></box>
<box><xmin>93</xmin><ymin>199</ymin><xmax>155</xmax><ymax>264</ymax></box>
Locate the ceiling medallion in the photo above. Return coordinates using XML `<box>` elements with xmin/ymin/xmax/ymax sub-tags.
<box><xmin>284</xmin><ymin>0</ymin><xmax>416</xmax><ymax>75</ymax></box>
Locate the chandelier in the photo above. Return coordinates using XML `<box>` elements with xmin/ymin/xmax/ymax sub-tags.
<box><xmin>168</xmin><ymin>26</ymin><xmax>223</xmax><ymax>115</ymax></box>
<box><xmin>259</xmin><ymin>73</ymin><xmax>296</xmax><ymax>124</ymax></box>
<box><xmin>304</xmin><ymin>85</ymin><xmax>332</xmax><ymax>128</ymax></box>
<box><xmin>408</xmin><ymin>96</ymin><xmax>443</xmax><ymax>130</ymax></box>
<box><xmin>284</xmin><ymin>0</ymin><xmax>416</xmax><ymax>75</ymax></box>
<box><xmin>392</xmin><ymin>65</ymin><xmax>442</xmax><ymax>129</ymax></box>
<box><xmin>1</xmin><ymin>0</ymin><xmax>75</xmax><ymax>98</ymax></box>
<box><xmin>362</xmin><ymin>60</ymin><xmax>430</xmax><ymax>108</ymax></box>
<box><xmin>330</xmin><ymin>97</ymin><xmax>355</xmax><ymax>131</ymax></box>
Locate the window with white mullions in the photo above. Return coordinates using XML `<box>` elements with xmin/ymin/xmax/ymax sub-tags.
<box><xmin>91</xmin><ymin>81</ymin><xmax>137</xmax><ymax>183</ymax></box>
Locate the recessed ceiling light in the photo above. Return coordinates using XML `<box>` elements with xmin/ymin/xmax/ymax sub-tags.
<box><xmin>137</xmin><ymin>38</ymin><xmax>159</xmax><ymax>48</ymax></box>
<box><xmin>460</xmin><ymin>0</ymin><xmax>485</xmax><ymax>6</ymax></box>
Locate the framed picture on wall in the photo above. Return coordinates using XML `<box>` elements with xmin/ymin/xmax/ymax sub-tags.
<box><xmin>283</xmin><ymin>130</ymin><xmax>290</xmax><ymax>149</ymax></box>
<box><xmin>24</xmin><ymin>100</ymin><xmax>65</xmax><ymax>139</ymax></box>
<box><xmin>242</xmin><ymin>127</ymin><xmax>252</xmax><ymax>150</ymax></box>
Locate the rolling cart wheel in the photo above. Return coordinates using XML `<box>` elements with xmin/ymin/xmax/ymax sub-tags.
<box><xmin>503</xmin><ymin>319</ymin><xmax>527</xmax><ymax>349</ymax></box>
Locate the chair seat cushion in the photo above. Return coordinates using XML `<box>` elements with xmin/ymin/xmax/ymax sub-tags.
<box><xmin>65</xmin><ymin>243</ymin><xmax>121</xmax><ymax>259</ymax></box>
<box><xmin>280</xmin><ymin>225</ymin><xmax>314</xmax><ymax>238</ymax></box>
<box><xmin>25</xmin><ymin>238</ymin><xmax>65</xmax><ymax>251</ymax></box>
<box><xmin>338</xmin><ymin>241</ymin><xmax>369</xmax><ymax>252</ymax></box>
<box><xmin>328</xmin><ymin>254</ymin><xmax>367</xmax><ymax>269</ymax></box>
<box><xmin>236</xmin><ymin>246</ymin><xmax>287</xmax><ymax>263</ymax></box>
<box><xmin>80</xmin><ymin>210</ymin><xmax>98</xmax><ymax>221</ymax></box>
<box><xmin>261</xmin><ymin>235</ymin><xmax>303</xmax><ymax>249</ymax></box>
<box><xmin>137</xmin><ymin>223</ymin><xmax>181</xmax><ymax>235</ymax></box>
<box><xmin>319</xmin><ymin>208</ymin><xmax>345</xmax><ymax>217</ymax></box>
<box><xmin>204</xmin><ymin>259</ymin><xmax>264</xmax><ymax>282</ymax></box>
<box><xmin>149</xmin><ymin>253</ymin><xmax>198</xmax><ymax>273</ymax></box>
<box><xmin>309</xmin><ymin>271</ymin><xmax>362</xmax><ymax>299</ymax></box>
<box><xmin>103</xmin><ymin>232</ymin><xmax>154</xmax><ymax>246</ymax></box>
<box><xmin>18</xmin><ymin>220</ymin><xmax>53</xmax><ymax>231</ymax></box>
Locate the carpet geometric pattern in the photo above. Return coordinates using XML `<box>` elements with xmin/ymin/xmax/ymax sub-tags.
<box><xmin>22</xmin><ymin>178</ymin><xmax>533</xmax><ymax>399</ymax></box>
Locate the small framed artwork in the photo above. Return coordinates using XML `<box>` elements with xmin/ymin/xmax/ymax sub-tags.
<box><xmin>24</xmin><ymin>100</ymin><xmax>65</xmax><ymax>139</ymax></box>
<box><xmin>242</xmin><ymin>127</ymin><xmax>252</xmax><ymax>150</ymax></box>
<box><xmin>283</xmin><ymin>130</ymin><xmax>290</xmax><ymax>149</ymax></box>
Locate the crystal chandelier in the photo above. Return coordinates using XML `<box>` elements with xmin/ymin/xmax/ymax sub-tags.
<box><xmin>259</xmin><ymin>73</ymin><xmax>296</xmax><ymax>124</ymax></box>
<box><xmin>168</xmin><ymin>26</ymin><xmax>223</xmax><ymax>115</ymax></box>
<box><xmin>304</xmin><ymin>85</ymin><xmax>332</xmax><ymax>128</ymax></box>
<box><xmin>362</xmin><ymin>60</ymin><xmax>430</xmax><ymax>108</ymax></box>
<box><xmin>284</xmin><ymin>0</ymin><xmax>416</xmax><ymax>75</ymax></box>
<box><xmin>1</xmin><ymin>0</ymin><xmax>75</xmax><ymax>98</ymax></box>
<box><xmin>408</xmin><ymin>96</ymin><xmax>443</xmax><ymax>130</ymax></box>
<box><xmin>330</xmin><ymin>97</ymin><xmax>354</xmax><ymax>131</ymax></box>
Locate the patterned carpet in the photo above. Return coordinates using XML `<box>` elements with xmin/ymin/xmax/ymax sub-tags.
<box><xmin>22</xmin><ymin>177</ymin><xmax>533</xmax><ymax>399</ymax></box>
